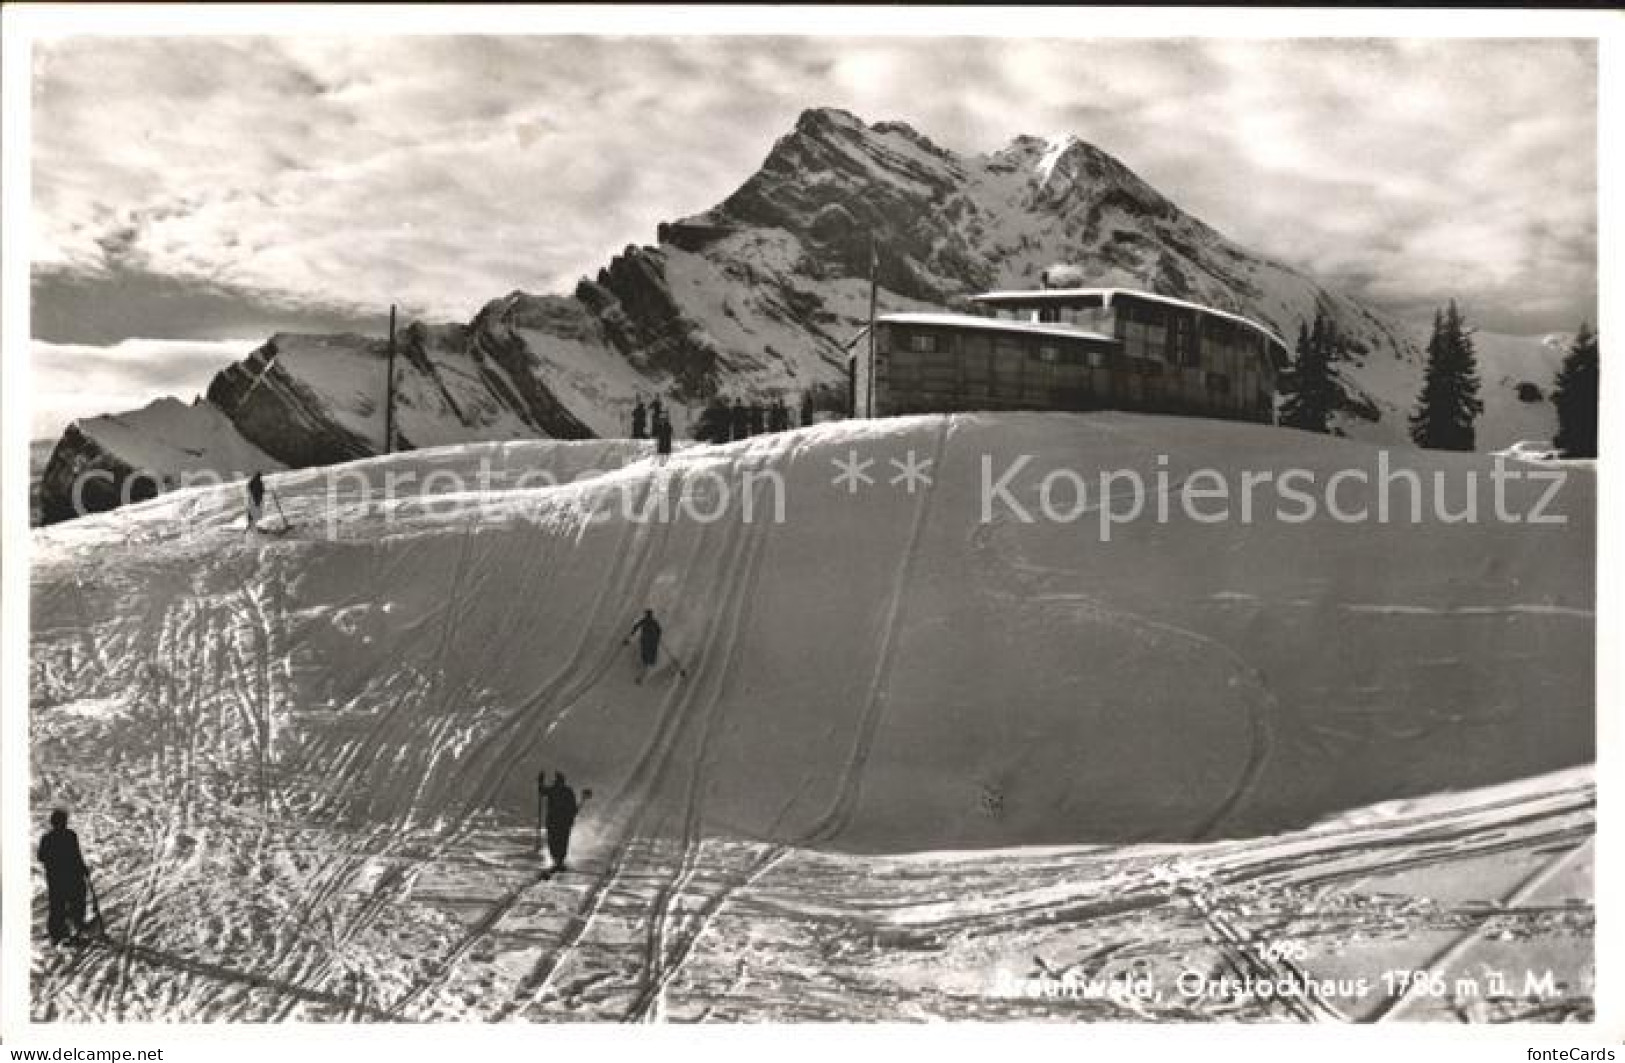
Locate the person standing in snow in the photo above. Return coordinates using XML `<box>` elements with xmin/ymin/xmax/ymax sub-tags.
<box><xmin>631</xmin><ymin>398</ymin><xmax>648</xmax><ymax>440</ymax></box>
<box><xmin>537</xmin><ymin>771</ymin><xmax>587</xmax><ymax>872</ymax></box>
<box><xmin>245</xmin><ymin>472</ymin><xmax>266</xmax><ymax>532</ymax></box>
<box><xmin>38</xmin><ymin>809</ymin><xmax>90</xmax><ymax>944</ymax></box>
<box><xmin>653</xmin><ymin>412</ymin><xmax>674</xmax><ymax>461</ymax></box>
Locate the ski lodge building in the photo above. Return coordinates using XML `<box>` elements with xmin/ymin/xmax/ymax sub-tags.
<box><xmin>851</xmin><ymin>287</ymin><xmax>1288</xmax><ymax>425</ymax></box>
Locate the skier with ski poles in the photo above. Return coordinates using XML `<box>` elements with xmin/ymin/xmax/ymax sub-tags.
<box><xmin>37</xmin><ymin>809</ymin><xmax>92</xmax><ymax>945</ymax></box>
<box><xmin>246</xmin><ymin>471</ymin><xmax>292</xmax><ymax>533</ymax></box>
<box><xmin>245</xmin><ymin>472</ymin><xmax>266</xmax><ymax>532</ymax></box>
<box><xmin>536</xmin><ymin>771</ymin><xmax>590</xmax><ymax>874</ymax></box>
<box><xmin>624</xmin><ymin>608</ymin><xmax>687</xmax><ymax>684</ymax></box>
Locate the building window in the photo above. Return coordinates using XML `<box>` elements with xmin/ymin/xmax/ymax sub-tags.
<box><xmin>908</xmin><ymin>332</ymin><xmax>941</xmax><ymax>354</ymax></box>
<box><xmin>1124</xmin><ymin>319</ymin><xmax>1146</xmax><ymax>357</ymax></box>
<box><xmin>1087</xmin><ymin>350</ymin><xmax>1108</xmax><ymax>369</ymax></box>
<box><xmin>1145</xmin><ymin>321</ymin><xmax>1168</xmax><ymax>361</ymax></box>
<box><xmin>1173</xmin><ymin>316</ymin><xmax>1200</xmax><ymax>367</ymax></box>
<box><xmin>1038</xmin><ymin>307</ymin><xmax>1061</xmax><ymax>323</ymax></box>
<box><xmin>1035</xmin><ymin>344</ymin><xmax>1060</xmax><ymax>363</ymax></box>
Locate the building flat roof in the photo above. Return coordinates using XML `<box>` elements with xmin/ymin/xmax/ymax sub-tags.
<box><xmin>875</xmin><ymin>312</ymin><xmax>1116</xmax><ymax>344</ymax></box>
<box><xmin>970</xmin><ymin>287</ymin><xmax>1289</xmax><ymax>352</ymax></box>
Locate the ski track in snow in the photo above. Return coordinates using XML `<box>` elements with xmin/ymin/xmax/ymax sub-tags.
<box><xmin>27</xmin><ymin>417</ymin><xmax>1594</xmax><ymax>1022</ymax></box>
<box><xmin>799</xmin><ymin>416</ymin><xmax>954</xmax><ymax>847</ymax></box>
<box><xmin>378</xmin><ymin>470</ymin><xmax>687</xmax><ymax>1017</ymax></box>
<box><xmin>288</xmin><ymin>460</ymin><xmax>680</xmax><ymax>1014</ymax></box>
<box><xmin>496</xmin><ymin>441</ymin><xmax>794</xmax><ymax>1020</ymax></box>
<box><xmin>624</xmin><ymin>416</ymin><xmax>954</xmax><ymax>1020</ymax></box>
<box><xmin>613</xmin><ymin>414</ymin><xmax>959</xmax><ymax>1021</ymax></box>
<box><xmin>391</xmin><ymin>479</ymin><xmax>685</xmax><ymax>1017</ymax></box>
<box><xmin>1371</xmin><ymin>837</ymin><xmax>1592</xmax><ymax>1023</ymax></box>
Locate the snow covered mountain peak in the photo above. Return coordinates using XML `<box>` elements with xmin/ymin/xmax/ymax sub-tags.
<box><xmin>1034</xmin><ymin>133</ymin><xmax>1081</xmax><ymax>185</ymax></box>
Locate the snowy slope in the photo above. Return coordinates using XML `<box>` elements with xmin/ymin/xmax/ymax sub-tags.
<box><xmin>28</xmin><ymin>414</ymin><xmax>1594</xmax><ymax>1020</ymax></box>
<box><xmin>1471</xmin><ymin>330</ymin><xmax>1568</xmax><ymax>452</ymax></box>
<box><xmin>1340</xmin><ymin>324</ymin><xmax>1569</xmax><ymax>451</ymax></box>
<box><xmin>33</xmin><ymin>414</ymin><xmax>1592</xmax><ymax>847</ymax></box>
<box><xmin>29</xmin><ymin>761</ymin><xmax>1594</xmax><ymax>1022</ymax></box>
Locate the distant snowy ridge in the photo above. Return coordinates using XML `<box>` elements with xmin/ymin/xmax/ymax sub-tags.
<box><xmin>38</xmin><ymin>107</ymin><xmax>1557</xmax><ymax>523</ymax></box>
<box><xmin>36</xmin><ymin>398</ymin><xmax>282</xmax><ymax>524</ymax></box>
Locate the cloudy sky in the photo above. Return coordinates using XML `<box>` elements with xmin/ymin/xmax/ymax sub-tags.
<box><xmin>27</xmin><ymin>33</ymin><xmax>1598</xmax><ymax>438</ymax></box>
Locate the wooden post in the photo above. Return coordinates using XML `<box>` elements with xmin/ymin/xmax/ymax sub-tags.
<box><xmin>384</xmin><ymin>304</ymin><xmax>397</xmax><ymax>454</ymax></box>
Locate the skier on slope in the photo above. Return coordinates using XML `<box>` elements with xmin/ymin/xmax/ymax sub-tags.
<box><xmin>245</xmin><ymin>472</ymin><xmax>266</xmax><ymax>532</ymax></box>
<box><xmin>537</xmin><ymin>771</ymin><xmax>588</xmax><ymax>873</ymax></box>
<box><xmin>624</xmin><ymin>608</ymin><xmax>684</xmax><ymax>684</ymax></box>
<box><xmin>37</xmin><ymin>809</ymin><xmax>90</xmax><ymax>945</ymax></box>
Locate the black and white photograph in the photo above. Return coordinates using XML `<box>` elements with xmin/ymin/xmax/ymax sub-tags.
<box><xmin>1</xmin><ymin>4</ymin><xmax>1615</xmax><ymax>1047</ymax></box>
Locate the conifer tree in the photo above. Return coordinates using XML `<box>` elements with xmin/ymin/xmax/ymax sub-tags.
<box><xmin>692</xmin><ymin>396</ymin><xmax>731</xmax><ymax>443</ymax></box>
<box><xmin>1409</xmin><ymin>301</ymin><xmax>1483</xmax><ymax>451</ymax></box>
<box><xmin>1551</xmin><ymin>322</ymin><xmax>1599</xmax><ymax>458</ymax></box>
<box><xmin>1279</xmin><ymin>311</ymin><xmax>1339</xmax><ymax>434</ymax></box>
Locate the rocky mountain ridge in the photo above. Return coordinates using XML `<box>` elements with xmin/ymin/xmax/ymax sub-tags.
<box><xmin>43</xmin><ymin>106</ymin><xmax>1533</xmax><ymax>524</ymax></box>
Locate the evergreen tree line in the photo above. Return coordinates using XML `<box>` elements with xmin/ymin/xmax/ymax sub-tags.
<box><xmin>687</xmin><ymin>383</ymin><xmax>849</xmax><ymax>444</ymax></box>
<box><xmin>692</xmin><ymin>395</ymin><xmax>795</xmax><ymax>444</ymax></box>
<box><xmin>1277</xmin><ymin>302</ymin><xmax>1599</xmax><ymax>458</ymax></box>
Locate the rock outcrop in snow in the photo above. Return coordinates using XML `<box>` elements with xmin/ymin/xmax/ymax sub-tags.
<box><xmin>44</xmin><ymin>107</ymin><xmax>1517</xmax><ymax>524</ymax></box>
<box><xmin>35</xmin><ymin>398</ymin><xmax>282</xmax><ymax>524</ymax></box>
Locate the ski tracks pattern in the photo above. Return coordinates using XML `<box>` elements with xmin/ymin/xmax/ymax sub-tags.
<box><xmin>490</xmin><ymin>437</ymin><xmax>799</xmax><ymax>1021</ymax></box>
<box><xmin>624</xmin><ymin>416</ymin><xmax>952</xmax><ymax>1020</ymax></box>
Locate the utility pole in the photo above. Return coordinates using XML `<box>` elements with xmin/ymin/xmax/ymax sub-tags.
<box><xmin>384</xmin><ymin>303</ymin><xmax>397</xmax><ymax>454</ymax></box>
<box><xmin>866</xmin><ymin>237</ymin><xmax>879</xmax><ymax>417</ymax></box>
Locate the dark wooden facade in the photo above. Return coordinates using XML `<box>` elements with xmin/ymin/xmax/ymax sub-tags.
<box><xmin>853</xmin><ymin>289</ymin><xmax>1286</xmax><ymax>425</ymax></box>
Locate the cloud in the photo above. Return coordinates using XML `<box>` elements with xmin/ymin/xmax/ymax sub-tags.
<box><xmin>29</xmin><ymin>35</ymin><xmax>1597</xmax><ymax>347</ymax></box>
<box><xmin>31</xmin><ymin>264</ymin><xmax>389</xmax><ymax>345</ymax></box>
<box><xmin>29</xmin><ymin>337</ymin><xmax>260</xmax><ymax>440</ymax></box>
